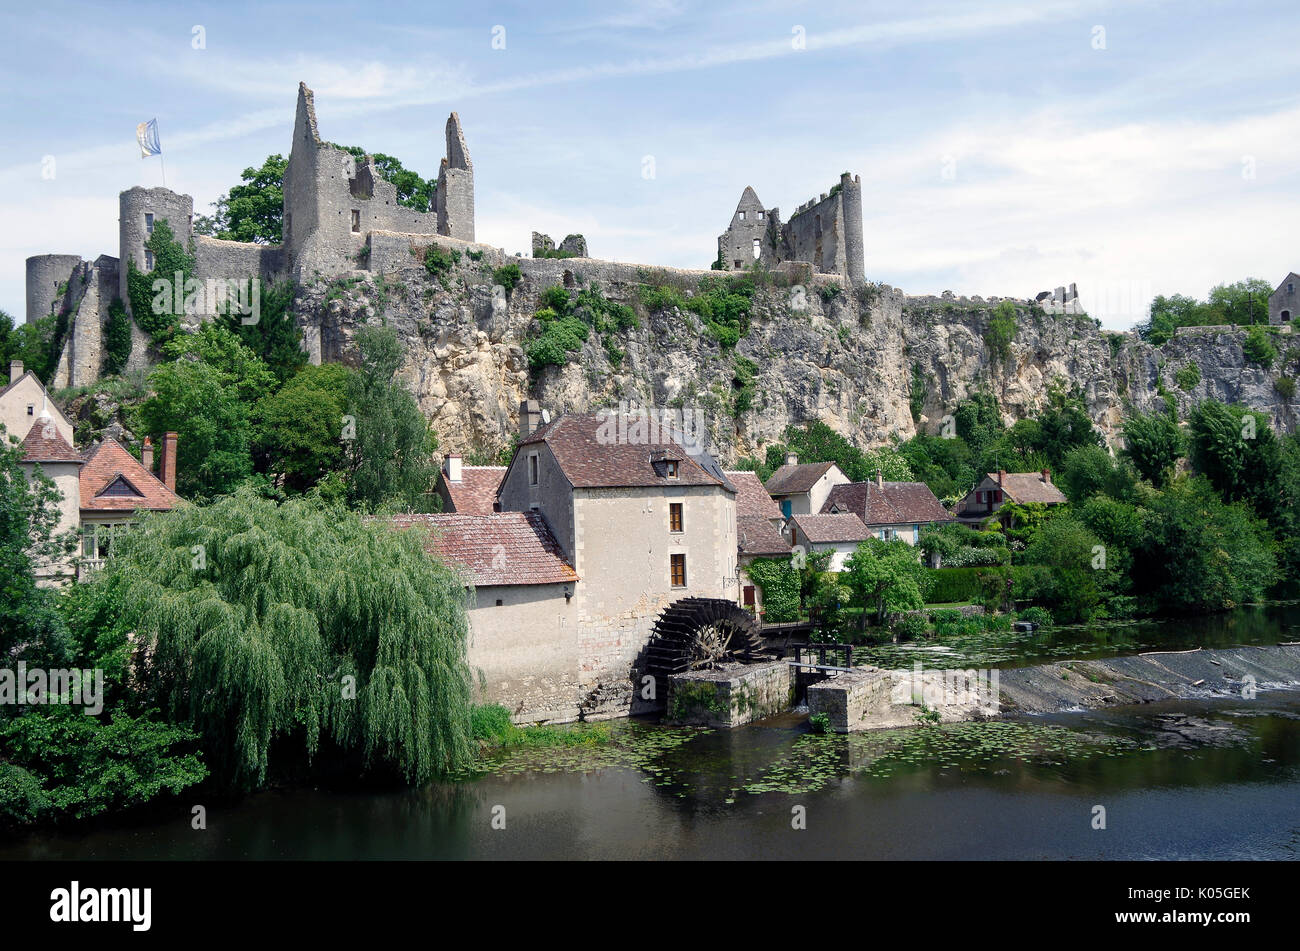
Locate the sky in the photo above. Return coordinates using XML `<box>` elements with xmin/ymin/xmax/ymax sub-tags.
<box><xmin>1</xmin><ymin>0</ymin><xmax>1297</xmax><ymax>329</ymax></box>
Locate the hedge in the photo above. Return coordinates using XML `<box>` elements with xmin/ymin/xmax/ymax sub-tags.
<box><xmin>926</xmin><ymin>566</ymin><xmax>1010</xmax><ymax>604</ymax></box>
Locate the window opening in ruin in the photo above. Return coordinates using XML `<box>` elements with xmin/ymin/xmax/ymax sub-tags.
<box><xmin>145</xmin><ymin>213</ymin><xmax>154</xmax><ymax>234</ymax></box>
<box><xmin>734</xmin><ymin>260</ymin><xmax>742</xmax><ymax>269</ymax></box>
<box><xmin>145</xmin><ymin>251</ymin><xmax>155</xmax><ymax>270</ymax></box>
<box><xmin>351</xmin><ymin>210</ymin><xmax>361</xmax><ymax>233</ymax></box>
<box><xmin>752</xmin><ymin>238</ymin><xmax>760</xmax><ymax>258</ymax></box>
<box><xmin>738</xmin><ymin>211</ymin><xmax>745</xmax><ymax>220</ymax></box>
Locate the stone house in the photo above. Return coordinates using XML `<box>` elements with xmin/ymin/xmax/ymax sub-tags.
<box><xmin>398</xmin><ymin>406</ymin><xmax>740</xmax><ymax>723</ymax></box>
<box><xmin>763</xmin><ymin>454</ymin><xmax>850</xmax><ymax>520</ymax></box>
<box><xmin>394</xmin><ymin>511</ymin><xmax>580</xmax><ymax>724</ymax></box>
<box><xmin>787</xmin><ymin>513</ymin><xmax>874</xmax><ymax>572</ymax></box>
<box><xmin>2</xmin><ymin>360</ymin><xmax>181</xmax><ymax>582</ymax></box>
<box><xmin>725</xmin><ymin>469</ymin><xmax>791</xmax><ymax>614</ymax></box>
<box><xmin>820</xmin><ymin>469</ymin><xmax>953</xmax><ymax>544</ymax></box>
<box><xmin>1269</xmin><ymin>272</ymin><xmax>1300</xmax><ymax>325</ymax></box>
<box><xmin>953</xmin><ymin>470</ymin><xmax>1067</xmax><ymax>526</ymax></box>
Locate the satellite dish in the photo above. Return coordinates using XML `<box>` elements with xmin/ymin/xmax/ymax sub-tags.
<box><xmin>541</xmin><ymin>409</ymin><xmax>551</xmax><ymax>424</ymax></box>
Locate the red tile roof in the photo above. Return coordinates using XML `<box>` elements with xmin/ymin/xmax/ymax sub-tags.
<box><xmin>821</xmin><ymin>481</ymin><xmax>952</xmax><ymax>526</ymax></box>
<box><xmin>391</xmin><ymin>512</ymin><xmax>578</xmax><ymax>587</ymax></box>
<box><xmin>737</xmin><ymin>516</ymin><xmax>791</xmax><ymax>556</ymax></box>
<box><xmin>790</xmin><ymin>513</ymin><xmax>874</xmax><ymax>544</ymax></box>
<box><xmin>986</xmin><ymin>472</ymin><xmax>1068</xmax><ymax>505</ymax></box>
<box><xmin>441</xmin><ymin>466</ymin><xmax>505</xmax><ymax>515</ymax></box>
<box><xmin>724</xmin><ymin>470</ymin><xmax>783</xmax><ymax>519</ymax></box>
<box><xmin>80</xmin><ymin>439</ymin><xmax>182</xmax><ymax>512</ymax></box>
<box><xmin>765</xmin><ymin>461</ymin><xmax>839</xmax><ymax>495</ymax></box>
<box><xmin>19</xmin><ymin>421</ymin><xmax>83</xmax><ymax>464</ymax></box>
<box><xmin>517</xmin><ymin>413</ymin><xmax>732</xmax><ymax>490</ymax></box>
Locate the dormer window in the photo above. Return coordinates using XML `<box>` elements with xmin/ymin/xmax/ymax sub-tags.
<box><xmin>665</xmin><ymin>460</ymin><xmax>679</xmax><ymax>478</ymax></box>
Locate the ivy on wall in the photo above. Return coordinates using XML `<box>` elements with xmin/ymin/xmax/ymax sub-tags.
<box><xmin>126</xmin><ymin>220</ymin><xmax>195</xmax><ymax>343</ymax></box>
<box><xmin>102</xmin><ymin>298</ymin><xmax>132</xmax><ymax>375</ymax></box>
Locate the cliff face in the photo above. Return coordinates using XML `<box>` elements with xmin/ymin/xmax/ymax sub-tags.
<box><xmin>291</xmin><ymin>246</ymin><xmax>1296</xmax><ymax>463</ymax></box>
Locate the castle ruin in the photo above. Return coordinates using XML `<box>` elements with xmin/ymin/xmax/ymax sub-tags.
<box><xmin>716</xmin><ymin>173</ymin><xmax>865</xmax><ymax>285</ymax></box>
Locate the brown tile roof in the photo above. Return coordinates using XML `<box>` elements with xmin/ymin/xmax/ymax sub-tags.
<box><xmin>988</xmin><ymin>472</ymin><xmax>1068</xmax><ymax>505</ymax></box>
<box><xmin>765</xmin><ymin>460</ymin><xmax>838</xmax><ymax>495</ymax></box>
<box><xmin>391</xmin><ymin>512</ymin><xmax>578</xmax><ymax>587</ymax></box>
<box><xmin>724</xmin><ymin>470</ymin><xmax>783</xmax><ymax>519</ymax></box>
<box><xmin>80</xmin><ymin>439</ymin><xmax>182</xmax><ymax>512</ymax></box>
<box><xmin>821</xmin><ymin>481</ymin><xmax>952</xmax><ymax>526</ymax></box>
<box><xmin>517</xmin><ymin>413</ymin><xmax>732</xmax><ymax>491</ymax></box>
<box><xmin>790</xmin><ymin>513</ymin><xmax>874</xmax><ymax>544</ymax></box>
<box><xmin>19</xmin><ymin>421</ymin><xmax>82</xmax><ymax>464</ymax></box>
<box><xmin>441</xmin><ymin>466</ymin><xmax>505</xmax><ymax>515</ymax></box>
<box><xmin>737</xmin><ymin>516</ymin><xmax>791</xmax><ymax>556</ymax></box>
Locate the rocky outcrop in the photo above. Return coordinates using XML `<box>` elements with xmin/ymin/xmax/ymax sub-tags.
<box><xmin>268</xmin><ymin>244</ymin><xmax>1300</xmax><ymax>462</ymax></box>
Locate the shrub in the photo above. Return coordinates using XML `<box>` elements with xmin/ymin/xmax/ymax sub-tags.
<box><xmin>1174</xmin><ymin>362</ymin><xmax>1201</xmax><ymax>391</ymax></box>
<box><xmin>1017</xmin><ymin>606</ymin><xmax>1054</xmax><ymax>628</ymax></box>
<box><xmin>1276</xmin><ymin>377</ymin><xmax>1296</xmax><ymax>399</ymax></box>
<box><xmin>492</xmin><ymin>262</ymin><xmax>522</xmax><ymax>296</ymax></box>
<box><xmin>808</xmin><ymin>712</ymin><xmax>832</xmax><ymax>735</ymax></box>
<box><xmin>423</xmin><ymin>244</ymin><xmax>460</xmax><ymax>281</ymax></box>
<box><xmin>1244</xmin><ymin>325</ymin><xmax>1277</xmax><ymax>367</ymax></box>
<box><xmin>891</xmin><ymin>613</ymin><xmax>930</xmax><ymax>641</ymax></box>
<box><xmin>985</xmin><ymin>301</ymin><xmax>1017</xmax><ymax>360</ymax></box>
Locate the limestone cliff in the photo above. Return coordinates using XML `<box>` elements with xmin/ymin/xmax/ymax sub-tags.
<box><xmin>285</xmin><ymin>244</ymin><xmax>1300</xmax><ymax>462</ymax></box>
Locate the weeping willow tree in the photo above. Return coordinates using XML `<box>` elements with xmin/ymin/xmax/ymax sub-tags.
<box><xmin>94</xmin><ymin>488</ymin><xmax>473</xmax><ymax>789</ymax></box>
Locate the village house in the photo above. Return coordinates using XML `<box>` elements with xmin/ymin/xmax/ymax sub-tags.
<box><xmin>1269</xmin><ymin>272</ymin><xmax>1299</xmax><ymax>325</ymax></box>
<box><xmin>2</xmin><ymin>360</ymin><xmax>182</xmax><ymax>581</ymax></box>
<box><xmin>787</xmin><ymin>512</ymin><xmax>874</xmax><ymax>571</ymax></box>
<box><xmin>397</xmin><ymin>404</ymin><xmax>740</xmax><ymax>723</ymax></box>
<box><xmin>820</xmin><ymin>469</ymin><xmax>953</xmax><ymax>544</ymax></box>
<box><xmin>953</xmin><ymin>469</ymin><xmax>1067</xmax><ymax>526</ymax></box>
<box><xmin>725</xmin><ymin>469</ymin><xmax>791</xmax><ymax>614</ymax></box>
<box><xmin>763</xmin><ymin>454</ymin><xmax>850</xmax><ymax>520</ymax></box>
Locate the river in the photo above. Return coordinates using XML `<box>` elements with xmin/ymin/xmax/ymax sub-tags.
<box><xmin>4</xmin><ymin>604</ymin><xmax>1300</xmax><ymax>860</ymax></box>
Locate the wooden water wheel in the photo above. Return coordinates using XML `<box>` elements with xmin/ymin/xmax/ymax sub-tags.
<box><xmin>643</xmin><ymin>597</ymin><xmax>765</xmax><ymax>681</ymax></box>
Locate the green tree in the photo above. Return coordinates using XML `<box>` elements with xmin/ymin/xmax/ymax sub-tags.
<box><xmin>193</xmin><ymin>154</ymin><xmax>288</xmax><ymax>244</ymax></box>
<box><xmin>81</xmin><ymin>489</ymin><xmax>475</xmax><ymax>789</ymax></box>
<box><xmin>1187</xmin><ymin>400</ymin><xmax>1281</xmax><ymax>513</ymax></box>
<box><xmin>135</xmin><ymin>325</ymin><xmax>276</xmax><ymax>499</ymax></box>
<box><xmin>1056</xmin><ymin>444</ymin><xmax>1135</xmax><ymax>502</ymax></box>
<box><xmin>254</xmin><ymin>363</ymin><xmax>352</xmax><ymax>493</ymax></box>
<box><xmin>1243</xmin><ymin>325</ymin><xmax>1277</xmax><ymax>368</ymax></box>
<box><xmin>843</xmin><ymin>538</ymin><xmax>931</xmax><ymax>628</ymax></box>
<box><xmin>1121</xmin><ymin>409</ymin><xmax>1183</xmax><ymax>487</ymax></box>
<box><xmin>216</xmin><ymin>279</ymin><xmax>306</xmax><ymax>384</ymax></box>
<box><xmin>1134</xmin><ymin>478</ymin><xmax>1277</xmax><ymax>612</ymax></box>
<box><xmin>1034</xmin><ymin>382</ymin><xmax>1102</xmax><ymax>468</ymax></box>
<box><xmin>0</xmin><ymin>426</ymin><xmax>74</xmax><ymax>670</ymax></box>
<box><xmin>1021</xmin><ymin>515</ymin><xmax>1105</xmax><ymax>622</ymax></box>
<box><xmin>342</xmin><ymin>325</ymin><xmax>439</xmax><ymax>512</ymax></box>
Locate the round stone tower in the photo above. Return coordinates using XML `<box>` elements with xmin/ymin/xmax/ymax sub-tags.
<box><xmin>25</xmin><ymin>254</ymin><xmax>83</xmax><ymax>322</ymax></box>
<box><xmin>118</xmin><ymin>187</ymin><xmax>194</xmax><ymax>306</ymax></box>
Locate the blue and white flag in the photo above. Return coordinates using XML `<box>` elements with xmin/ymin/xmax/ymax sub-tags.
<box><xmin>136</xmin><ymin>119</ymin><xmax>161</xmax><ymax>158</ymax></box>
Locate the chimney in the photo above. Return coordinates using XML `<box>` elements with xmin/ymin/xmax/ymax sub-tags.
<box><xmin>9</xmin><ymin>360</ymin><xmax>23</xmax><ymax>383</ymax></box>
<box><xmin>875</xmin><ymin>468</ymin><xmax>883</xmax><ymax>489</ymax></box>
<box><xmin>161</xmin><ymin>432</ymin><xmax>178</xmax><ymax>493</ymax></box>
<box><xmin>785</xmin><ymin>452</ymin><xmax>799</xmax><ymax>467</ymax></box>
<box><xmin>444</xmin><ymin>453</ymin><xmax>463</xmax><ymax>483</ymax></box>
<box><xmin>519</xmin><ymin>400</ymin><xmax>542</xmax><ymax>439</ymax></box>
<box><xmin>997</xmin><ymin>469</ymin><xmax>1006</xmax><ymax>486</ymax></box>
<box><xmin>1041</xmin><ymin>468</ymin><xmax>1051</xmax><ymax>484</ymax></box>
<box><xmin>141</xmin><ymin>436</ymin><xmax>154</xmax><ymax>472</ymax></box>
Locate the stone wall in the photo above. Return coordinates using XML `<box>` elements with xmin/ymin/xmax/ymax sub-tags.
<box><xmin>119</xmin><ymin>187</ymin><xmax>193</xmax><ymax>308</ymax></box>
<box><xmin>666</xmin><ymin>661</ymin><xmax>792</xmax><ymax>727</ymax></box>
<box><xmin>464</xmin><ymin>581</ymin><xmax>580</xmax><ymax>724</ymax></box>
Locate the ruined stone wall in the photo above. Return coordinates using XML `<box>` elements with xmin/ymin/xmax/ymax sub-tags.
<box><xmin>717</xmin><ymin>186</ymin><xmax>774</xmax><ymax>272</ymax></box>
<box><xmin>25</xmin><ymin>254</ymin><xmax>83</xmax><ymax>323</ymax></box>
<box><xmin>785</xmin><ymin>184</ymin><xmax>850</xmax><ymax>282</ymax></box>
<box><xmin>464</xmin><ymin>581</ymin><xmax>580</xmax><ymax>724</ymax></box>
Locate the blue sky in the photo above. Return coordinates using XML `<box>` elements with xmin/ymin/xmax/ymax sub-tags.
<box><xmin>2</xmin><ymin>0</ymin><xmax>1297</xmax><ymax>328</ymax></box>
